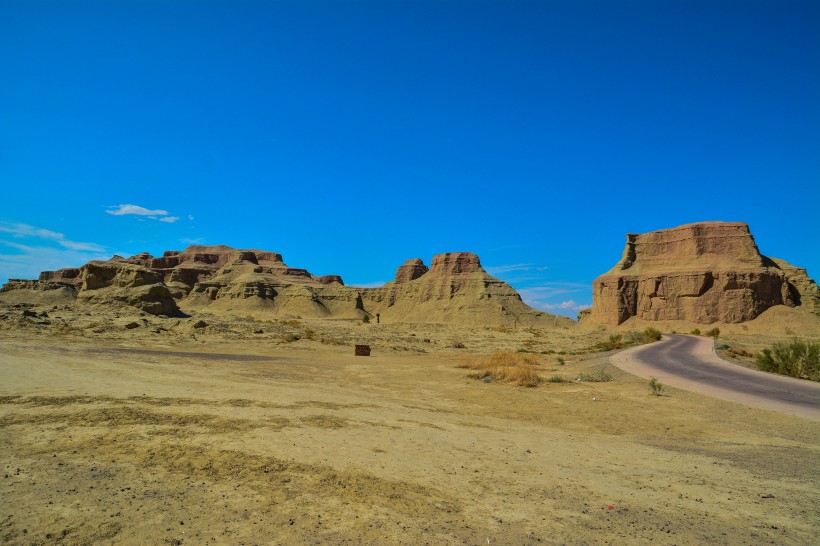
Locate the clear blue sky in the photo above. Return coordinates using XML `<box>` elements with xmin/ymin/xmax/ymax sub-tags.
<box><xmin>1</xmin><ymin>0</ymin><xmax>818</xmax><ymax>318</ymax></box>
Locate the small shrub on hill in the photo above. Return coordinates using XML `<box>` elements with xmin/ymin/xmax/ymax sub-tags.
<box><xmin>690</xmin><ymin>328</ymin><xmax>701</xmax><ymax>336</ymax></box>
<box><xmin>705</xmin><ymin>327</ymin><xmax>720</xmax><ymax>339</ymax></box>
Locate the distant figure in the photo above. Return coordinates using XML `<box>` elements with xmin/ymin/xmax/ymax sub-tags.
<box><xmin>376</xmin><ymin>313</ymin><xmax>380</xmax><ymax>324</ymax></box>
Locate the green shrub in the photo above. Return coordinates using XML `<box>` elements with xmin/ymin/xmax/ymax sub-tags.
<box><xmin>362</xmin><ymin>314</ymin><xmax>370</xmax><ymax>323</ymax></box>
<box><xmin>556</xmin><ymin>357</ymin><xmax>565</xmax><ymax>366</ymax></box>
<box><xmin>547</xmin><ymin>375</ymin><xmax>564</xmax><ymax>383</ymax></box>
<box><xmin>690</xmin><ymin>328</ymin><xmax>701</xmax><ymax>336</ymax></box>
<box><xmin>643</xmin><ymin>327</ymin><xmax>662</xmax><ymax>342</ymax></box>
<box><xmin>597</xmin><ymin>334</ymin><xmax>626</xmax><ymax>351</ymax></box>
<box><xmin>648</xmin><ymin>377</ymin><xmax>665</xmax><ymax>396</ymax></box>
<box><xmin>705</xmin><ymin>327</ymin><xmax>720</xmax><ymax>339</ymax></box>
<box><xmin>755</xmin><ymin>339</ymin><xmax>820</xmax><ymax>381</ymax></box>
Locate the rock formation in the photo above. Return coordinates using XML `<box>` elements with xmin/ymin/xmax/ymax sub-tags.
<box><xmin>359</xmin><ymin>252</ymin><xmax>572</xmax><ymax>327</ymax></box>
<box><xmin>586</xmin><ymin>222</ymin><xmax>820</xmax><ymax>325</ymax></box>
<box><xmin>0</xmin><ymin>245</ymin><xmax>570</xmax><ymax>327</ymax></box>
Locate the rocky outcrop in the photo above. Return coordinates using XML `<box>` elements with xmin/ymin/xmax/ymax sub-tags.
<box><xmin>394</xmin><ymin>258</ymin><xmax>429</xmax><ymax>283</ymax></box>
<box><xmin>359</xmin><ymin>252</ymin><xmax>572</xmax><ymax>327</ymax></box>
<box><xmin>587</xmin><ymin>222</ymin><xmax>819</xmax><ymax>325</ymax></box>
<box><xmin>38</xmin><ymin>268</ymin><xmax>82</xmax><ymax>285</ymax></box>
<box><xmin>0</xmin><ymin>279</ymin><xmax>79</xmax><ymax>305</ymax></box>
<box><xmin>0</xmin><ymin>245</ymin><xmax>570</xmax><ymax>326</ymax></box>
<box><xmin>76</xmin><ymin>261</ymin><xmax>179</xmax><ymax>316</ymax></box>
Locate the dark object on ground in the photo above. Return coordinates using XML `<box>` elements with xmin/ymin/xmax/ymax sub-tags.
<box><xmin>355</xmin><ymin>344</ymin><xmax>371</xmax><ymax>356</ymax></box>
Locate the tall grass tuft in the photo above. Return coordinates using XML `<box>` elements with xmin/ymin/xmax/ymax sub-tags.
<box><xmin>459</xmin><ymin>352</ymin><xmax>542</xmax><ymax>387</ymax></box>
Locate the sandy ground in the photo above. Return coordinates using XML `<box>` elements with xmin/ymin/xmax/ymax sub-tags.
<box><xmin>1</xmin><ymin>325</ymin><xmax>818</xmax><ymax>545</ymax></box>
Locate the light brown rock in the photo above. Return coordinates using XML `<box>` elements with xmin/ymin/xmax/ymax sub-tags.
<box><xmin>587</xmin><ymin>222</ymin><xmax>819</xmax><ymax>325</ymax></box>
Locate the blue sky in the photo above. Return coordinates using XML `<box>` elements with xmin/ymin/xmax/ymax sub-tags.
<box><xmin>1</xmin><ymin>0</ymin><xmax>818</xmax><ymax>318</ymax></box>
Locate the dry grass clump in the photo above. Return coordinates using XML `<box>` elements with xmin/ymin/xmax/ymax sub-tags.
<box><xmin>459</xmin><ymin>352</ymin><xmax>542</xmax><ymax>387</ymax></box>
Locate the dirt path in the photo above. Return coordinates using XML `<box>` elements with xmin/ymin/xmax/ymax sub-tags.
<box><xmin>611</xmin><ymin>334</ymin><xmax>820</xmax><ymax>420</ymax></box>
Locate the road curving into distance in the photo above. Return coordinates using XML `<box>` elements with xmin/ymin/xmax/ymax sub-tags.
<box><xmin>611</xmin><ymin>334</ymin><xmax>820</xmax><ymax>421</ymax></box>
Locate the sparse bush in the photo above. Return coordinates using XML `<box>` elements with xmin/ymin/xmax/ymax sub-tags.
<box><xmin>556</xmin><ymin>357</ymin><xmax>565</xmax><ymax>366</ymax></box>
<box><xmin>725</xmin><ymin>347</ymin><xmax>753</xmax><ymax>358</ymax></box>
<box><xmin>691</xmin><ymin>328</ymin><xmax>701</xmax><ymax>336</ymax></box>
<box><xmin>648</xmin><ymin>376</ymin><xmax>665</xmax><ymax>396</ymax></box>
<box><xmin>452</xmin><ymin>340</ymin><xmax>466</xmax><ymax>349</ymax></box>
<box><xmin>643</xmin><ymin>327</ymin><xmax>662</xmax><ymax>342</ymax></box>
<box><xmin>755</xmin><ymin>339</ymin><xmax>820</xmax><ymax>381</ymax></box>
<box><xmin>303</xmin><ymin>327</ymin><xmax>316</xmax><ymax>340</ymax></box>
<box><xmin>362</xmin><ymin>314</ymin><xmax>370</xmax><ymax>323</ymax></box>
<box><xmin>576</xmin><ymin>370</ymin><xmax>614</xmax><ymax>382</ymax></box>
<box><xmin>459</xmin><ymin>352</ymin><xmax>541</xmax><ymax>387</ymax></box>
<box><xmin>705</xmin><ymin>327</ymin><xmax>720</xmax><ymax>339</ymax></box>
<box><xmin>547</xmin><ymin>375</ymin><xmax>564</xmax><ymax>383</ymax></box>
<box><xmin>597</xmin><ymin>334</ymin><xmax>626</xmax><ymax>351</ymax></box>
<box><xmin>281</xmin><ymin>333</ymin><xmax>300</xmax><ymax>343</ymax></box>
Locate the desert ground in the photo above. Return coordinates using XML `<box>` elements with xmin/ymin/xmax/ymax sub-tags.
<box><xmin>1</xmin><ymin>309</ymin><xmax>818</xmax><ymax>545</ymax></box>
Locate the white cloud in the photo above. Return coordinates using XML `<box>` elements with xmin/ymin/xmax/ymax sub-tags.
<box><xmin>180</xmin><ymin>237</ymin><xmax>205</xmax><ymax>245</ymax></box>
<box><xmin>106</xmin><ymin>204</ymin><xmax>169</xmax><ymax>217</ymax></box>
<box><xmin>188</xmin><ymin>215</ymin><xmax>195</xmax><ymax>221</ymax></box>
<box><xmin>105</xmin><ymin>204</ymin><xmax>185</xmax><ymax>225</ymax></box>
<box><xmin>0</xmin><ymin>222</ymin><xmax>105</xmax><ymax>253</ymax></box>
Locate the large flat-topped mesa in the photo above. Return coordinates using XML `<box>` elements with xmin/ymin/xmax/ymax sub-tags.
<box><xmin>587</xmin><ymin>221</ymin><xmax>820</xmax><ymax>325</ymax></box>
<box><xmin>611</xmin><ymin>222</ymin><xmax>766</xmax><ymax>274</ymax></box>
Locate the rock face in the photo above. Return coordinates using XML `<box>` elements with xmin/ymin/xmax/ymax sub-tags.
<box><xmin>0</xmin><ymin>245</ymin><xmax>571</xmax><ymax>327</ymax></box>
<box><xmin>359</xmin><ymin>252</ymin><xmax>572</xmax><ymax>327</ymax></box>
<box><xmin>76</xmin><ymin>261</ymin><xmax>179</xmax><ymax>316</ymax></box>
<box><xmin>587</xmin><ymin>222</ymin><xmax>820</xmax><ymax>325</ymax></box>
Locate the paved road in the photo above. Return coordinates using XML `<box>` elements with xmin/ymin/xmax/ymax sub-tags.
<box><xmin>611</xmin><ymin>334</ymin><xmax>820</xmax><ymax>420</ymax></box>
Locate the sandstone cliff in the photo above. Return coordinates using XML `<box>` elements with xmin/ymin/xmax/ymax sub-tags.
<box><xmin>0</xmin><ymin>246</ymin><xmax>570</xmax><ymax>327</ymax></box>
<box><xmin>586</xmin><ymin>222</ymin><xmax>819</xmax><ymax>325</ymax></box>
<box><xmin>359</xmin><ymin>252</ymin><xmax>572</xmax><ymax>327</ymax></box>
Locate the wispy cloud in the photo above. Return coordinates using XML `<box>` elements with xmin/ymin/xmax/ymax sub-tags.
<box><xmin>486</xmin><ymin>263</ymin><xmax>549</xmax><ymax>276</ymax></box>
<box><xmin>0</xmin><ymin>242</ymin><xmax>110</xmax><ymax>282</ymax></box>
<box><xmin>106</xmin><ymin>204</ymin><xmax>169</xmax><ymax>217</ymax></box>
<box><xmin>0</xmin><ymin>222</ymin><xmax>105</xmax><ymax>252</ymax></box>
<box><xmin>517</xmin><ymin>282</ymin><xmax>591</xmax><ymax>318</ymax></box>
<box><xmin>105</xmin><ymin>204</ymin><xmax>184</xmax><ymax>224</ymax></box>
<box><xmin>180</xmin><ymin>237</ymin><xmax>205</xmax><ymax>245</ymax></box>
